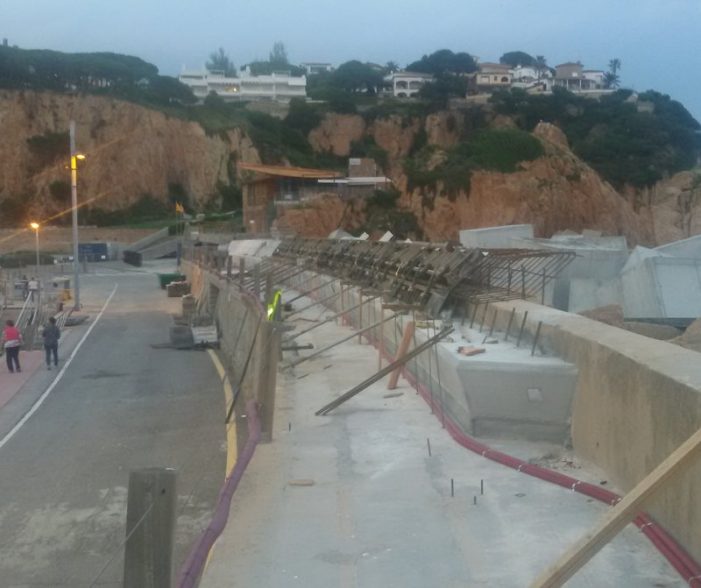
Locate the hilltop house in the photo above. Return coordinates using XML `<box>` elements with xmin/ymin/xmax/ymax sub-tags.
<box><xmin>553</xmin><ymin>62</ymin><xmax>605</xmax><ymax>92</ymax></box>
<box><xmin>468</xmin><ymin>62</ymin><xmax>512</xmax><ymax>94</ymax></box>
<box><xmin>384</xmin><ymin>71</ymin><xmax>434</xmax><ymax>98</ymax></box>
<box><xmin>179</xmin><ymin>68</ymin><xmax>306</xmax><ymax>102</ymax></box>
<box><xmin>511</xmin><ymin>65</ymin><xmax>553</xmax><ymax>91</ymax></box>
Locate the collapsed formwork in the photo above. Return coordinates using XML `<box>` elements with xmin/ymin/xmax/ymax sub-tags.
<box><xmin>273</xmin><ymin>238</ymin><xmax>576</xmax><ymax>316</ymax></box>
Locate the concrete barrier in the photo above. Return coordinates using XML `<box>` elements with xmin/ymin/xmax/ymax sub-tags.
<box><xmin>282</xmin><ymin>268</ymin><xmax>701</xmax><ymax>562</ymax></box>
<box><xmin>486</xmin><ymin>299</ymin><xmax>701</xmax><ymax>563</ymax></box>
<box><xmin>184</xmin><ymin>260</ymin><xmax>281</xmax><ymax>443</ymax></box>
<box><xmin>185</xmin><ymin>253</ymin><xmax>701</xmax><ymax>564</ymax></box>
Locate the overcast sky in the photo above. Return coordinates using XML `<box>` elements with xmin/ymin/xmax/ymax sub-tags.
<box><xmin>3</xmin><ymin>0</ymin><xmax>701</xmax><ymax>121</ymax></box>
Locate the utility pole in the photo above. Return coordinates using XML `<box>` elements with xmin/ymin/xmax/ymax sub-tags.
<box><xmin>69</xmin><ymin>121</ymin><xmax>80</xmax><ymax>310</ymax></box>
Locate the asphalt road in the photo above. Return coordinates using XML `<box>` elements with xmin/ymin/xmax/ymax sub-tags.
<box><xmin>0</xmin><ymin>267</ymin><xmax>225</xmax><ymax>587</ymax></box>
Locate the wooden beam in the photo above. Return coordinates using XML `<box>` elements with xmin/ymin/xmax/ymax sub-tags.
<box><xmin>387</xmin><ymin>321</ymin><xmax>415</xmax><ymax>390</ymax></box>
<box><xmin>531</xmin><ymin>425</ymin><xmax>701</xmax><ymax>587</ymax></box>
<box><xmin>315</xmin><ymin>327</ymin><xmax>454</xmax><ymax>416</ymax></box>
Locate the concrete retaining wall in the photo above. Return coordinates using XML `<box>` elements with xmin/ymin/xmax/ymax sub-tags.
<box><xmin>282</xmin><ymin>271</ymin><xmax>576</xmax><ymax>443</ymax></box>
<box><xmin>282</xmin><ymin>269</ymin><xmax>701</xmax><ymax>561</ymax></box>
<box><xmin>484</xmin><ymin>299</ymin><xmax>701</xmax><ymax>562</ymax></box>
<box><xmin>186</xmin><ymin>253</ymin><xmax>701</xmax><ymax>563</ymax></box>
<box><xmin>184</xmin><ymin>260</ymin><xmax>280</xmax><ymax>444</ymax></box>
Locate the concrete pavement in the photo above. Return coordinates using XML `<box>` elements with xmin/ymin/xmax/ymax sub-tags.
<box><xmin>200</xmin><ymin>292</ymin><xmax>685</xmax><ymax>588</ymax></box>
<box><xmin>0</xmin><ymin>262</ymin><xmax>226</xmax><ymax>587</ymax></box>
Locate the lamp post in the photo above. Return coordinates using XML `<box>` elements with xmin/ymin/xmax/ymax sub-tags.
<box><xmin>69</xmin><ymin>121</ymin><xmax>85</xmax><ymax>311</ymax></box>
<box><xmin>30</xmin><ymin>222</ymin><xmax>40</xmax><ymax>276</ymax></box>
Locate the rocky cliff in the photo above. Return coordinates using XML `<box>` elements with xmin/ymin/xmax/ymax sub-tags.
<box><xmin>0</xmin><ymin>90</ymin><xmax>260</xmax><ymax>222</ymax></box>
<box><xmin>0</xmin><ymin>90</ymin><xmax>690</xmax><ymax>247</ymax></box>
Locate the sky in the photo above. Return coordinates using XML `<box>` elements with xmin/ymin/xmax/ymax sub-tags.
<box><xmin>3</xmin><ymin>0</ymin><xmax>701</xmax><ymax>122</ymax></box>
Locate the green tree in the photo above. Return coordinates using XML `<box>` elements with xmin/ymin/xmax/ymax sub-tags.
<box><xmin>206</xmin><ymin>48</ymin><xmax>236</xmax><ymax>76</ymax></box>
<box><xmin>406</xmin><ymin>49</ymin><xmax>477</xmax><ymax>75</ymax></box>
<box><xmin>534</xmin><ymin>55</ymin><xmax>548</xmax><ymax>80</ymax></box>
<box><xmin>384</xmin><ymin>61</ymin><xmax>400</xmax><ymax>74</ymax></box>
<box><xmin>285</xmin><ymin>98</ymin><xmax>322</xmax><ymax>135</ymax></box>
<box><xmin>605</xmin><ymin>58</ymin><xmax>621</xmax><ymax>89</ymax></box>
<box><xmin>418</xmin><ymin>74</ymin><xmax>468</xmax><ymax>106</ymax></box>
<box><xmin>269</xmin><ymin>42</ymin><xmax>289</xmax><ymax>67</ymax></box>
<box><xmin>332</xmin><ymin>60</ymin><xmax>384</xmax><ymax>94</ymax></box>
<box><xmin>146</xmin><ymin>75</ymin><xmax>197</xmax><ymax>105</ymax></box>
<box><xmin>500</xmin><ymin>51</ymin><xmax>536</xmax><ymax>68</ymax></box>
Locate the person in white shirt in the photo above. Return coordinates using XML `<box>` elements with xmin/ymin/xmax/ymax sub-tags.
<box><xmin>28</xmin><ymin>277</ymin><xmax>39</xmax><ymax>302</ymax></box>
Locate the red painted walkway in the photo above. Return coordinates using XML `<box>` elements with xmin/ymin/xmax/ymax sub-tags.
<box><xmin>0</xmin><ymin>351</ymin><xmax>44</xmax><ymax>410</ymax></box>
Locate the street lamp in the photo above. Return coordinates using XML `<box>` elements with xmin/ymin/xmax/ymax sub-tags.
<box><xmin>69</xmin><ymin>120</ymin><xmax>86</xmax><ymax>311</ymax></box>
<box><xmin>30</xmin><ymin>222</ymin><xmax>40</xmax><ymax>276</ymax></box>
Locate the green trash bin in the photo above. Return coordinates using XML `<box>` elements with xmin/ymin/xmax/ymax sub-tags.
<box><xmin>157</xmin><ymin>273</ymin><xmax>186</xmax><ymax>289</ymax></box>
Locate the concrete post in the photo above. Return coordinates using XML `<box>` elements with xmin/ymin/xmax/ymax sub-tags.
<box><xmin>123</xmin><ymin>468</ymin><xmax>177</xmax><ymax>588</ymax></box>
<box><xmin>256</xmin><ymin>321</ymin><xmax>280</xmax><ymax>442</ymax></box>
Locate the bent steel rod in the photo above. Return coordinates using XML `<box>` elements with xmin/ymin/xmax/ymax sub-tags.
<box><xmin>242</xmin><ymin>264</ymin><xmax>296</xmax><ymax>288</ymax></box>
<box><xmin>288</xmin><ymin>296</ymin><xmax>379</xmax><ymax>341</ymax></box>
<box><xmin>316</xmin><ymin>326</ymin><xmax>455</xmax><ymax>416</ymax></box>
<box><xmin>284</xmin><ymin>312</ymin><xmax>400</xmax><ymax>369</ymax></box>
<box><xmin>285</xmin><ymin>288</ymin><xmax>341</xmax><ymax>319</ymax></box>
<box><xmin>284</xmin><ymin>278</ymin><xmax>338</xmax><ymax>305</ymax></box>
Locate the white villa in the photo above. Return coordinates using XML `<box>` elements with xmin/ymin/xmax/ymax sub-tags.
<box><xmin>384</xmin><ymin>71</ymin><xmax>434</xmax><ymax>98</ymax></box>
<box><xmin>178</xmin><ymin>68</ymin><xmax>307</xmax><ymax>102</ymax></box>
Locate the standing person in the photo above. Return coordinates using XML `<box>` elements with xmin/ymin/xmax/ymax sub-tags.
<box><xmin>42</xmin><ymin>317</ymin><xmax>60</xmax><ymax>370</ymax></box>
<box><xmin>21</xmin><ymin>275</ymin><xmax>28</xmax><ymax>300</ymax></box>
<box><xmin>28</xmin><ymin>277</ymin><xmax>39</xmax><ymax>302</ymax></box>
<box><xmin>2</xmin><ymin>319</ymin><xmax>22</xmax><ymax>373</ymax></box>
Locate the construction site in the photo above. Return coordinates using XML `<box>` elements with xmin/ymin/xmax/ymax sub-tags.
<box><xmin>161</xmin><ymin>225</ymin><xmax>701</xmax><ymax>587</ymax></box>
<box><xmin>2</xmin><ymin>224</ymin><xmax>701</xmax><ymax>587</ymax></box>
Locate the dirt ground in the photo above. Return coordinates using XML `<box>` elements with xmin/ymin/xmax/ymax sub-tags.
<box><xmin>0</xmin><ymin>227</ymin><xmax>157</xmax><ymax>255</ymax></box>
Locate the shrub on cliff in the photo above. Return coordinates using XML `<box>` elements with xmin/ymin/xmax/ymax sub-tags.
<box><xmin>403</xmin><ymin>129</ymin><xmax>543</xmax><ymax>197</ymax></box>
<box><xmin>490</xmin><ymin>88</ymin><xmax>701</xmax><ymax>188</ymax></box>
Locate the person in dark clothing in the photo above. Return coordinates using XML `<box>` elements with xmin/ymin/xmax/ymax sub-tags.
<box><xmin>42</xmin><ymin>317</ymin><xmax>60</xmax><ymax>370</ymax></box>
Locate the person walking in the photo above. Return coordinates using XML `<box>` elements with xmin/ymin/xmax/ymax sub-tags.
<box><xmin>42</xmin><ymin>317</ymin><xmax>60</xmax><ymax>370</ymax></box>
<box><xmin>2</xmin><ymin>319</ymin><xmax>22</xmax><ymax>373</ymax></box>
<box><xmin>28</xmin><ymin>277</ymin><xmax>39</xmax><ymax>302</ymax></box>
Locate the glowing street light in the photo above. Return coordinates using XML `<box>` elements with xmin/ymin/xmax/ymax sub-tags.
<box><xmin>30</xmin><ymin>222</ymin><xmax>40</xmax><ymax>275</ymax></box>
<box><xmin>69</xmin><ymin>121</ymin><xmax>86</xmax><ymax>311</ymax></box>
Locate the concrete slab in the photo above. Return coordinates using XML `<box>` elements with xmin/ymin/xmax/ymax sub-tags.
<box><xmin>199</xmin><ymin>290</ymin><xmax>685</xmax><ymax>588</ymax></box>
<box><xmin>459</xmin><ymin>224</ymin><xmax>533</xmax><ymax>249</ymax></box>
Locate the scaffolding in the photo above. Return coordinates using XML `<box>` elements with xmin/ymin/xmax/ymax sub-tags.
<box><xmin>273</xmin><ymin>238</ymin><xmax>575</xmax><ymax>316</ymax></box>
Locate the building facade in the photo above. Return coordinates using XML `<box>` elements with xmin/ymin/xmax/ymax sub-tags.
<box><xmin>384</xmin><ymin>71</ymin><xmax>434</xmax><ymax>98</ymax></box>
<box><xmin>179</xmin><ymin>68</ymin><xmax>307</xmax><ymax>102</ymax></box>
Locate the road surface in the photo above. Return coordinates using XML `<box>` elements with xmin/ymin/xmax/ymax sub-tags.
<box><xmin>0</xmin><ymin>264</ymin><xmax>225</xmax><ymax>587</ymax></box>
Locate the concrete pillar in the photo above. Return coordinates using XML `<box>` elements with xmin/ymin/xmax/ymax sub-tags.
<box><xmin>256</xmin><ymin>321</ymin><xmax>280</xmax><ymax>442</ymax></box>
<box><xmin>123</xmin><ymin>468</ymin><xmax>177</xmax><ymax>588</ymax></box>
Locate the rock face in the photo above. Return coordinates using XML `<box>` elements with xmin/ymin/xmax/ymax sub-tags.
<box><xmin>308</xmin><ymin>114</ymin><xmax>365</xmax><ymax>157</ymax></box>
<box><xmin>401</xmin><ymin>123</ymin><xmax>654</xmax><ymax>245</ymax></box>
<box><xmin>0</xmin><ymin>92</ymin><xmax>684</xmax><ymax>247</ymax></box>
<box><xmin>644</xmin><ymin>171</ymin><xmax>701</xmax><ymax>245</ymax></box>
<box><xmin>0</xmin><ymin>90</ymin><xmax>260</xmax><ymax>220</ymax></box>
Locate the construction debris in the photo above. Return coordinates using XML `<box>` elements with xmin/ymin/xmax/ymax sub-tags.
<box><xmin>166</xmin><ymin>281</ymin><xmax>191</xmax><ymax>297</ymax></box>
<box><xmin>458</xmin><ymin>346</ymin><xmax>486</xmax><ymax>357</ymax></box>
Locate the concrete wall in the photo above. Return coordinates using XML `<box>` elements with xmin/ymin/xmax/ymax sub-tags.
<box><xmin>187</xmin><ymin>252</ymin><xmax>701</xmax><ymax>562</ymax></box>
<box><xmin>282</xmin><ymin>271</ymin><xmax>577</xmax><ymax>443</ymax></box>
<box><xmin>485</xmin><ymin>299</ymin><xmax>701</xmax><ymax>562</ymax></box>
<box><xmin>459</xmin><ymin>224</ymin><xmax>533</xmax><ymax>249</ymax></box>
<box><xmin>623</xmin><ymin>255</ymin><xmax>701</xmax><ymax>319</ymax></box>
<box><xmin>184</xmin><ymin>260</ymin><xmax>281</xmax><ymax>444</ymax></box>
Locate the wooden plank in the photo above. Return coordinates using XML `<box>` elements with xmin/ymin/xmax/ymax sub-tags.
<box><xmin>531</xmin><ymin>425</ymin><xmax>701</xmax><ymax>587</ymax></box>
<box><xmin>387</xmin><ymin>321</ymin><xmax>415</xmax><ymax>390</ymax></box>
<box><xmin>315</xmin><ymin>327</ymin><xmax>454</xmax><ymax>416</ymax></box>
